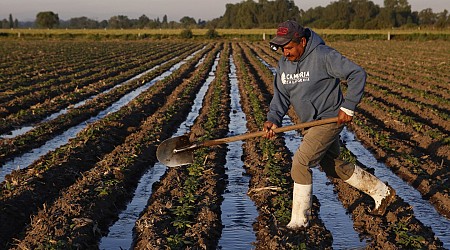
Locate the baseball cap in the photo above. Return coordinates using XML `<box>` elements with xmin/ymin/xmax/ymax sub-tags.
<box><xmin>270</xmin><ymin>20</ymin><xmax>305</xmax><ymax>47</ymax></box>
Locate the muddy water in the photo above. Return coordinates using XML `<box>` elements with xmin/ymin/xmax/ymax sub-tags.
<box><xmin>218</xmin><ymin>58</ymin><xmax>258</xmax><ymax>249</ymax></box>
<box><xmin>282</xmin><ymin>117</ymin><xmax>367</xmax><ymax>249</ymax></box>
<box><xmin>99</xmin><ymin>52</ymin><xmax>221</xmax><ymax>249</ymax></box>
<box><xmin>341</xmin><ymin>127</ymin><xmax>450</xmax><ymax>249</ymax></box>
<box><xmin>0</xmin><ymin>52</ymin><xmax>202</xmax><ymax>182</ymax></box>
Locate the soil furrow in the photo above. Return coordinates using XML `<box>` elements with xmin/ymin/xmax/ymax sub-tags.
<box><xmin>0</xmin><ymin>43</ymin><xmax>201</xmax><ymax>134</ymax></box>
<box><xmin>133</xmin><ymin>44</ymin><xmax>229</xmax><ymax>249</ymax></box>
<box><xmin>11</xmin><ymin>43</ymin><xmax>224</xmax><ymax>250</ymax></box>
<box><xmin>0</xmin><ymin>44</ymin><xmax>204</xmax><ymax>164</ymax></box>
<box><xmin>233</xmin><ymin>42</ymin><xmax>333</xmax><ymax>249</ymax></box>
<box><xmin>245</xmin><ymin>41</ymin><xmax>447</xmax><ymax>248</ymax></box>
<box><xmin>0</xmin><ymin>44</ymin><xmax>214</xmax><ymax>248</ymax></box>
<box><xmin>1</xmin><ymin>38</ymin><xmax>449</xmax><ymax>249</ymax></box>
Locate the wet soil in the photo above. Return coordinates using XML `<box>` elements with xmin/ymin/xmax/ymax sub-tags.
<box><xmin>242</xmin><ymin>41</ymin><xmax>447</xmax><ymax>249</ymax></box>
<box><xmin>0</xmin><ymin>39</ymin><xmax>448</xmax><ymax>249</ymax></box>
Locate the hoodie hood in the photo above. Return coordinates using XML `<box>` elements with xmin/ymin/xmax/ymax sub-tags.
<box><xmin>280</xmin><ymin>28</ymin><xmax>325</xmax><ymax>63</ymax></box>
<box><xmin>267</xmin><ymin>28</ymin><xmax>366</xmax><ymax>125</ymax></box>
<box><xmin>298</xmin><ymin>28</ymin><xmax>325</xmax><ymax>61</ymax></box>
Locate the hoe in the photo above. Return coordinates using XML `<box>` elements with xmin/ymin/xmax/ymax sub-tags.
<box><xmin>157</xmin><ymin>117</ymin><xmax>338</xmax><ymax>167</ymax></box>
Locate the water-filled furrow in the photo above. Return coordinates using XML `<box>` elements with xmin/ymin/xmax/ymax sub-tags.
<box><xmin>282</xmin><ymin>117</ymin><xmax>367</xmax><ymax>249</ymax></box>
<box><xmin>258</xmin><ymin>53</ymin><xmax>449</xmax><ymax>247</ymax></box>
<box><xmin>99</xmin><ymin>52</ymin><xmax>221</xmax><ymax>249</ymax></box>
<box><xmin>341</xmin><ymin>127</ymin><xmax>450</xmax><ymax>249</ymax></box>
<box><xmin>0</xmin><ymin>52</ymin><xmax>202</xmax><ymax>182</ymax></box>
<box><xmin>257</xmin><ymin>55</ymin><xmax>366</xmax><ymax>248</ymax></box>
<box><xmin>0</xmin><ymin>56</ymin><xmax>175</xmax><ymax>139</ymax></box>
<box><xmin>218</xmin><ymin>57</ymin><xmax>258</xmax><ymax>249</ymax></box>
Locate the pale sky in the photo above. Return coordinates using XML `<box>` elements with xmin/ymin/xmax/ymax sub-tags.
<box><xmin>0</xmin><ymin>0</ymin><xmax>448</xmax><ymax>22</ymax></box>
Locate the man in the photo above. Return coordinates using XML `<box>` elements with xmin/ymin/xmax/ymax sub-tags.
<box><xmin>263</xmin><ymin>20</ymin><xmax>396</xmax><ymax>229</ymax></box>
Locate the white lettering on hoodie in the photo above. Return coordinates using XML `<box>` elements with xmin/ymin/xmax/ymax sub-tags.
<box><xmin>281</xmin><ymin>71</ymin><xmax>310</xmax><ymax>84</ymax></box>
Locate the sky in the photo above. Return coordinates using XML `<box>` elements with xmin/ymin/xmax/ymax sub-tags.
<box><xmin>0</xmin><ymin>0</ymin><xmax>448</xmax><ymax>22</ymax></box>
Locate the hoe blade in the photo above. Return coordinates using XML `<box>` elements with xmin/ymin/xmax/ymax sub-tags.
<box><xmin>156</xmin><ymin>135</ymin><xmax>194</xmax><ymax>167</ymax></box>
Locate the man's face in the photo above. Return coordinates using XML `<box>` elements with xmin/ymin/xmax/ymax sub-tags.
<box><xmin>282</xmin><ymin>37</ymin><xmax>306</xmax><ymax>62</ymax></box>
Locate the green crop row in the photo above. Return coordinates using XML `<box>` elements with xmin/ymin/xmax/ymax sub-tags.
<box><xmin>0</xmin><ymin>43</ymin><xmax>205</xmax><ymax>163</ymax></box>
<box><xmin>232</xmin><ymin>43</ymin><xmax>292</xmax><ymax>225</ymax></box>
<box><xmin>0</xmin><ymin>42</ymin><xmax>177</xmax><ymax>97</ymax></box>
<box><xmin>0</xmin><ymin>42</ymin><xmax>200</xmax><ymax>134</ymax></box>
<box><xmin>7</xmin><ymin>44</ymin><xmax>222</xmax><ymax>249</ymax></box>
<box><xmin>166</xmin><ymin>44</ymin><xmax>230</xmax><ymax>249</ymax></box>
<box><xmin>368</xmin><ymin>73</ymin><xmax>450</xmax><ymax>110</ymax></box>
<box><xmin>1</xmin><ymin>42</ymin><xmax>213</xmax><ymax>194</ymax></box>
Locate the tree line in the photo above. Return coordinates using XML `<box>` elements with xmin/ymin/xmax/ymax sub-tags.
<box><xmin>2</xmin><ymin>0</ymin><xmax>449</xmax><ymax>30</ymax></box>
<box><xmin>1</xmin><ymin>14</ymin><xmax>19</xmax><ymax>29</ymax></box>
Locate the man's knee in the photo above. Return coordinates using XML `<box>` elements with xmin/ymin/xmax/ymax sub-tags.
<box><xmin>291</xmin><ymin>160</ymin><xmax>312</xmax><ymax>185</ymax></box>
<box><xmin>335</xmin><ymin>162</ymin><xmax>355</xmax><ymax>180</ymax></box>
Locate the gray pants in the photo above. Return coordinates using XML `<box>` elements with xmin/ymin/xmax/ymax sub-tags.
<box><xmin>291</xmin><ymin>122</ymin><xmax>355</xmax><ymax>185</ymax></box>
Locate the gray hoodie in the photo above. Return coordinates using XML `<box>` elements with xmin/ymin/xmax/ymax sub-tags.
<box><xmin>267</xmin><ymin>29</ymin><xmax>366</xmax><ymax>126</ymax></box>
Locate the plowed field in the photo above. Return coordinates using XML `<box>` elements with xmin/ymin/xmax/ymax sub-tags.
<box><xmin>0</xmin><ymin>38</ymin><xmax>449</xmax><ymax>249</ymax></box>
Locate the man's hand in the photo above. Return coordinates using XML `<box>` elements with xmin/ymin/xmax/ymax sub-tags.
<box><xmin>263</xmin><ymin>121</ymin><xmax>278</xmax><ymax>139</ymax></box>
<box><xmin>337</xmin><ymin>109</ymin><xmax>353</xmax><ymax>125</ymax></box>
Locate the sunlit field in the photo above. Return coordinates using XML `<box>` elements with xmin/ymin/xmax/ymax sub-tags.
<box><xmin>1</xmin><ymin>27</ymin><xmax>449</xmax><ymax>37</ymax></box>
<box><xmin>0</xmin><ymin>30</ymin><xmax>449</xmax><ymax>248</ymax></box>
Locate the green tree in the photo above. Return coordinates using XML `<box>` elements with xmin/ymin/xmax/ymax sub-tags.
<box><xmin>138</xmin><ymin>15</ymin><xmax>150</xmax><ymax>28</ymax></box>
<box><xmin>218</xmin><ymin>0</ymin><xmax>300</xmax><ymax>28</ymax></box>
<box><xmin>36</xmin><ymin>11</ymin><xmax>59</xmax><ymax>28</ymax></box>
<box><xmin>179</xmin><ymin>16</ymin><xmax>197</xmax><ymax>28</ymax></box>
<box><xmin>375</xmin><ymin>8</ymin><xmax>396</xmax><ymax>28</ymax></box>
<box><xmin>235</xmin><ymin>0</ymin><xmax>259</xmax><ymax>28</ymax></box>
<box><xmin>68</xmin><ymin>16</ymin><xmax>99</xmax><ymax>29</ymax></box>
<box><xmin>99</xmin><ymin>20</ymin><xmax>108</xmax><ymax>28</ymax></box>
<box><xmin>108</xmin><ymin>15</ymin><xmax>131</xmax><ymax>29</ymax></box>
<box><xmin>349</xmin><ymin>0</ymin><xmax>380</xmax><ymax>29</ymax></box>
<box><xmin>219</xmin><ymin>3</ymin><xmax>238</xmax><ymax>28</ymax></box>
<box><xmin>9</xmin><ymin>14</ymin><xmax>13</xmax><ymax>28</ymax></box>
<box><xmin>162</xmin><ymin>14</ymin><xmax>168</xmax><ymax>28</ymax></box>
<box><xmin>1</xmin><ymin>19</ymin><xmax>8</xmax><ymax>29</ymax></box>
<box><xmin>383</xmin><ymin>0</ymin><xmax>412</xmax><ymax>26</ymax></box>
<box><xmin>435</xmin><ymin>9</ymin><xmax>449</xmax><ymax>28</ymax></box>
<box><xmin>323</xmin><ymin>0</ymin><xmax>352</xmax><ymax>29</ymax></box>
<box><xmin>274</xmin><ymin>0</ymin><xmax>300</xmax><ymax>23</ymax></box>
<box><xmin>301</xmin><ymin>6</ymin><xmax>325</xmax><ymax>27</ymax></box>
<box><xmin>418</xmin><ymin>8</ymin><xmax>436</xmax><ymax>26</ymax></box>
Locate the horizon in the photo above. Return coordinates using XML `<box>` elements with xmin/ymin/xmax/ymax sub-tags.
<box><xmin>1</xmin><ymin>0</ymin><xmax>447</xmax><ymax>22</ymax></box>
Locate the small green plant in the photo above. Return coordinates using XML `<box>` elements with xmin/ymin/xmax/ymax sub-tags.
<box><xmin>95</xmin><ymin>179</ymin><xmax>119</xmax><ymax>196</ymax></box>
<box><xmin>167</xmin><ymin>233</ymin><xmax>190</xmax><ymax>249</ymax></box>
<box><xmin>339</xmin><ymin>146</ymin><xmax>357</xmax><ymax>163</ymax></box>
<box><xmin>442</xmin><ymin>136</ymin><xmax>450</xmax><ymax>145</ymax></box>
<box><xmin>273</xmin><ymin>195</ymin><xmax>291</xmax><ymax>224</ymax></box>
<box><xmin>393</xmin><ymin>222</ymin><xmax>425</xmax><ymax>248</ymax></box>
<box><xmin>41</xmin><ymin>237</ymin><xmax>69</xmax><ymax>250</ymax></box>
<box><xmin>286</xmin><ymin>242</ymin><xmax>307</xmax><ymax>250</ymax></box>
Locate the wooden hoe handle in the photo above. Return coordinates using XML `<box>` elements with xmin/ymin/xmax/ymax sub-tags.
<box><xmin>202</xmin><ymin>117</ymin><xmax>339</xmax><ymax>147</ymax></box>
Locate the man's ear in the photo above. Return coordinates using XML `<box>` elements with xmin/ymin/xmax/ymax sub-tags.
<box><xmin>301</xmin><ymin>37</ymin><xmax>307</xmax><ymax>47</ymax></box>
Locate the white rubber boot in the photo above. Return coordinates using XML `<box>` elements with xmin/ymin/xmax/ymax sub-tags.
<box><xmin>287</xmin><ymin>182</ymin><xmax>312</xmax><ymax>229</ymax></box>
<box><xmin>345</xmin><ymin>165</ymin><xmax>396</xmax><ymax>215</ymax></box>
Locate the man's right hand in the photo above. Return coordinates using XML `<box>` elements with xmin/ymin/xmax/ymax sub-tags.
<box><xmin>263</xmin><ymin>121</ymin><xmax>278</xmax><ymax>139</ymax></box>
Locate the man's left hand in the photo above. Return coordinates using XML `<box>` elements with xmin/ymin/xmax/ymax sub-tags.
<box><xmin>337</xmin><ymin>109</ymin><xmax>353</xmax><ymax>125</ymax></box>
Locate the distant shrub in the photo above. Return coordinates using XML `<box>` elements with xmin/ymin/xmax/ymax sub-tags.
<box><xmin>205</xmin><ymin>28</ymin><xmax>219</xmax><ymax>39</ymax></box>
<box><xmin>86</xmin><ymin>34</ymin><xmax>102</xmax><ymax>40</ymax></box>
<box><xmin>180</xmin><ymin>29</ymin><xmax>193</xmax><ymax>39</ymax></box>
